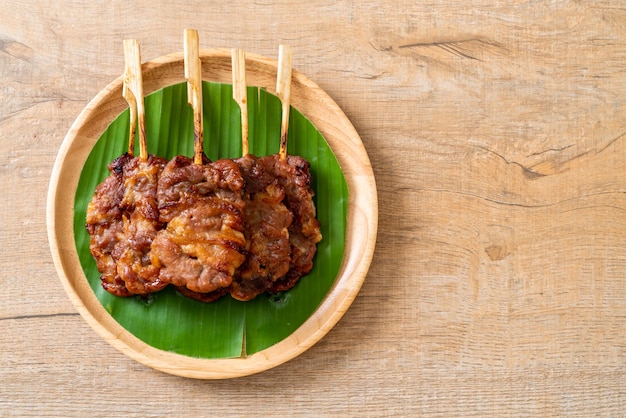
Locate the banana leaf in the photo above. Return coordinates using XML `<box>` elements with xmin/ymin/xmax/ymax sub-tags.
<box><xmin>73</xmin><ymin>82</ymin><xmax>347</xmax><ymax>358</ymax></box>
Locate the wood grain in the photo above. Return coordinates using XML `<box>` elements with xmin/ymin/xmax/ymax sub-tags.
<box><xmin>2</xmin><ymin>0</ymin><xmax>626</xmax><ymax>415</ymax></box>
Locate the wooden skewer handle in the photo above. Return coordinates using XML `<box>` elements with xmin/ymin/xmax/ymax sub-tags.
<box><xmin>122</xmin><ymin>79</ymin><xmax>136</xmax><ymax>156</ymax></box>
<box><xmin>276</xmin><ymin>44</ymin><xmax>293</xmax><ymax>161</ymax></box>
<box><xmin>123</xmin><ymin>39</ymin><xmax>147</xmax><ymax>161</ymax></box>
<box><xmin>184</xmin><ymin>29</ymin><xmax>204</xmax><ymax>165</ymax></box>
<box><xmin>232</xmin><ymin>48</ymin><xmax>249</xmax><ymax>156</ymax></box>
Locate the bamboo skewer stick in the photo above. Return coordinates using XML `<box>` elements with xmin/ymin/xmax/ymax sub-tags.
<box><xmin>232</xmin><ymin>48</ymin><xmax>249</xmax><ymax>156</ymax></box>
<box><xmin>122</xmin><ymin>70</ymin><xmax>136</xmax><ymax>157</ymax></box>
<box><xmin>184</xmin><ymin>29</ymin><xmax>204</xmax><ymax>165</ymax></box>
<box><xmin>123</xmin><ymin>39</ymin><xmax>148</xmax><ymax>161</ymax></box>
<box><xmin>276</xmin><ymin>44</ymin><xmax>293</xmax><ymax>161</ymax></box>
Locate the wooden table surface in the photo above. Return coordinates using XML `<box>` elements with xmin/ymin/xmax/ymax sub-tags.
<box><xmin>2</xmin><ymin>1</ymin><xmax>625</xmax><ymax>416</ymax></box>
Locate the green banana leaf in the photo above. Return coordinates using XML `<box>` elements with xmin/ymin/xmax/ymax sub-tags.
<box><xmin>73</xmin><ymin>82</ymin><xmax>347</xmax><ymax>358</ymax></box>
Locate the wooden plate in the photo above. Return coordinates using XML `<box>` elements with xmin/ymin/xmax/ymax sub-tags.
<box><xmin>46</xmin><ymin>48</ymin><xmax>377</xmax><ymax>379</ymax></box>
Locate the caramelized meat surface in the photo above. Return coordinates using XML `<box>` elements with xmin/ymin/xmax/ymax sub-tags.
<box><xmin>228</xmin><ymin>154</ymin><xmax>322</xmax><ymax>300</ymax></box>
<box><xmin>152</xmin><ymin>156</ymin><xmax>246</xmax><ymax>294</ymax></box>
<box><xmin>86</xmin><ymin>151</ymin><xmax>322</xmax><ymax>303</ymax></box>
<box><xmin>268</xmin><ymin>155</ymin><xmax>323</xmax><ymax>292</ymax></box>
<box><xmin>86</xmin><ymin>154</ymin><xmax>167</xmax><ymax>296</ymax></box>
<box><xmin>229</xmin><ymin>155</ymin><xmax>293</xmax><ymax>301</ymax></box>
<box><xmin>114</xmin><ymin>155</ymin><xmax>168</xmax><ymax>294</ymax></box>
<box><xmin>86</xmin><ymin>155</ymin><xmax>130</xmax><ymax>296</ymax></box>
<box><xmin>176</xmin><ymin>153</ymin><xmax>322</xmax><ymax>302</ymax></box>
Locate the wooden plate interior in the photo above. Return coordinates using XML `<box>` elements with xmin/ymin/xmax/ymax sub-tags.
<box><xmin>47</xmin><ymin>49</ymin><xmax>377</xmax><ymax>379</ymax></box>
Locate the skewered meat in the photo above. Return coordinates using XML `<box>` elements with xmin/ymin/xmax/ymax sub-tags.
<box><xmin>86</xmin><ymin>154</ymin><xmax>131</xmax><ymax>296</ymax></box>
<box><xmin>229</xmin><ymin>154</ymin><xmax>293</xmax><ymax>301</ymax></box>
<box><xmin>267</xmin><ymin>44</ymin><xmax>322</xmax><ymax>293</ymax></box>
<box><xmin>87</xmin><ymin>38</ymin><xmax>322</xmax><ymax>303</ymax></box>
<box><xmin>168</xmin><ymin>153</ymin><xmax>322</xmax><ymax>302</ymax></box>
<box><xmin>268</xmin><ymin>155</ymin><xmax>322</xmax><ymax>292</ymax></box>
<box><xmin>190</xmin><ymin>39</ymin><xmax>322</xmax><ymax>300</ymax></box>
<box><xmin>87</xmin><ymin>152</ymin><xmax>321</xmax><ymax>301</ymax></box>
<box><xmin>114</xmin><ymin>154</ymin><xmax>168</xmax><ymax>294</ymax></box>
<box><xmin>151</xmin><ymin>30</ymin><xmax>250</xmax><ymax>297</ymax></box>
<box><xmin>151</xmin><ymin>155</ymin><xmax>247</xmax><ymax>294</ymax></box>
<box><xmin>86</xmin><ymin>153</ymin><xmax>167</xmax><ymax>296</ymax></box>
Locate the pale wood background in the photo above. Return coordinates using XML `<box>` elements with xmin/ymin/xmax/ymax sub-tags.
<box><xmin>2</xmin><ymin>1</ymin><xmax>625</xmax><ymax>416</ymax></box>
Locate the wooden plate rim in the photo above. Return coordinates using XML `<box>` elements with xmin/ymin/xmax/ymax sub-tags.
<box><xmin>46</xmin><ymin>48</ymin><xmax>378</xmax><ymax>379</ymax></box>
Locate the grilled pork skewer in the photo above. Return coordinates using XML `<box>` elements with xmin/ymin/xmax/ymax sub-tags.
<box><xmin>88</xmin><ymin>37</ymin><xmax>321</xmax><ymax>302</ymax></box>
<box><xmin>227</xmin><ymin>46</ymin><xmax>322</xmax><ymax>300</ymax></box>
<box><xmin>267</xmin><ymin>45</ymin><xmax>322</xmax><ymax>292</ymax></box>
<box><xmin>228</xmin><ymin>48</ymin><xmax>293</xmax><ymax>301</ymax></box>
<box><xmin>152</xmin><ymin>30</ymin><xmax>246</xmax><ymax>300</ymax></box>
<box><xmin>182</xmin><ymin>45</ymin><xmax>322</xmax><ymax>301</ymax></box>
<box><xmin>86</xmin><ymin>39</ymin><xmax>167</xmax><ymax>296</ymax></box>
<box><xmin>84</xmin><ymin>45</ymin><xmax>139</xmax><ymax>297</ymax></box>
